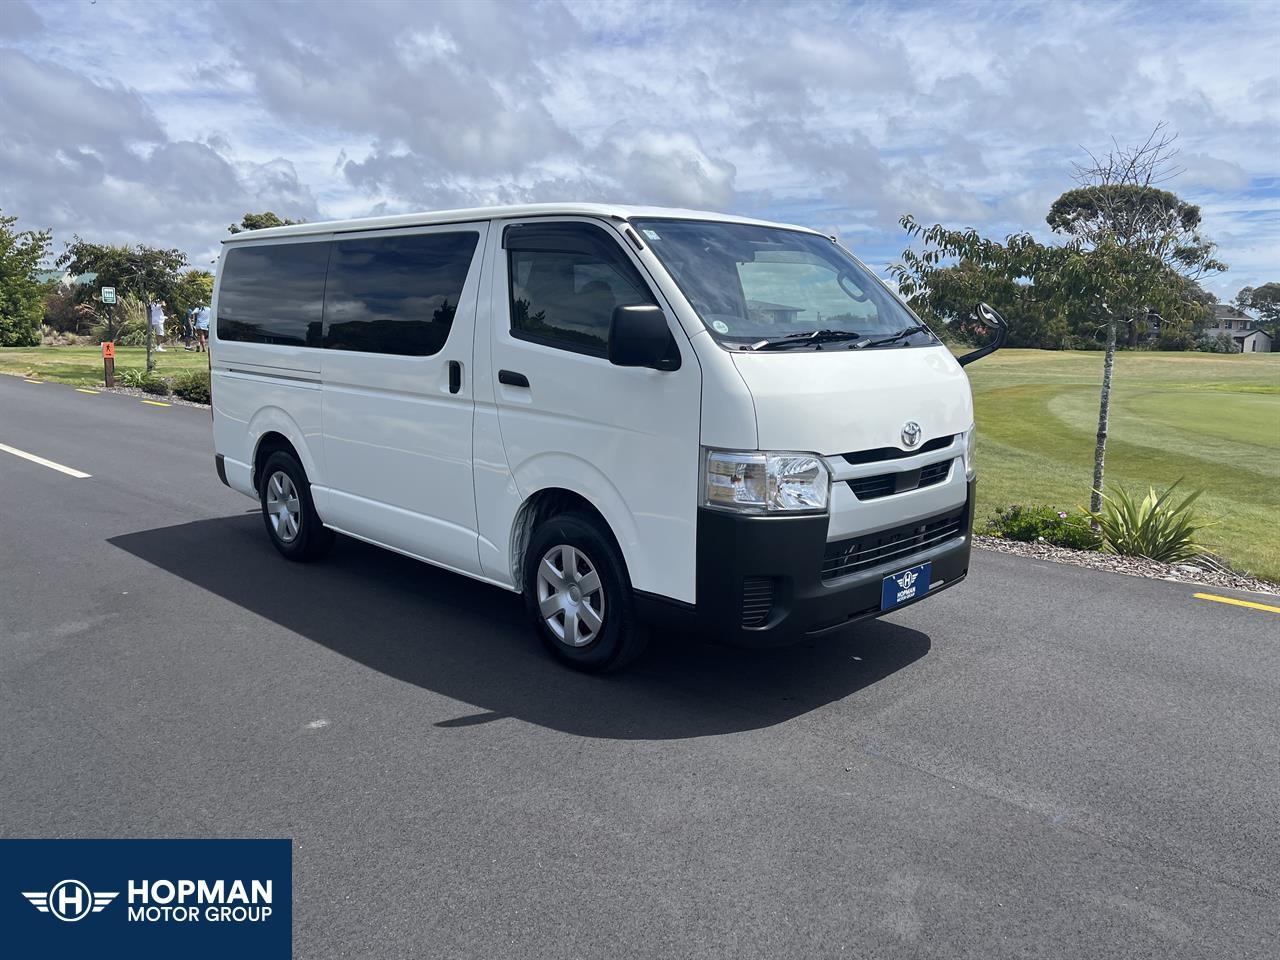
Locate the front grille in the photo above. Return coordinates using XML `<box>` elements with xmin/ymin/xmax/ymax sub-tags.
<box><xmin>841</xmin><ymin>435</ymin><xmax>954</xmax><ymax>465</ymax></box>
<box><xmin>822</xmin><ymin>505</ymin><xmax>967</xmax><ymax>582</ymax></box>
<box><xmin>740</xmin><ymin>577</ymin><xmax>775</xmax><ymax>627</ymax></box>
<box><xmin>847</xmin><ymin>457</ymin><xmax>955</xmax><ymax>501</ymax></box>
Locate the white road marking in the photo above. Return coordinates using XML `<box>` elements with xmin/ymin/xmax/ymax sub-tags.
<box><xmin>0</xmin><ymin>442</ymin><xmax>92</xmax><ymax>478</ymax></box>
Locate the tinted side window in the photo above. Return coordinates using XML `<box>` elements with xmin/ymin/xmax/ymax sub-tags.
<box><xmin>507</xmin><ymin>225</ymin><xmax>650</xmax><ymax>356</ymax></box>
<box><xmin>323</xmin><ymin>232</ymin><xmax>478</xmax><ymax>356</ymax></box>
<box><xmin>216</xmin><ymin>242</ymin><xmax>329</xmax><ymax>347</ymax></box>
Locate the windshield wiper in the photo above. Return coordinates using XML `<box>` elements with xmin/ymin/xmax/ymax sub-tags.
<box><xmin>854</xmin><ymin>324</ymin><xmax>932</xmax><ymax>349</ymax></box>
<box><xmin>747</xmin><ymin>329</ymin><xmax>866</xmax><ymax>351</ymax></box>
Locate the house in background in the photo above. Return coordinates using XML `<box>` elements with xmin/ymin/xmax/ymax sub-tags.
<box><xmin>746</xmin><ymin>300</ymin><xmax>805</xmax><ymax>325</ymax></box>
<box><xmin>1205</xmin><ymin>304</ymin><xmax>1273</xmax><ymax>353</ymax></box>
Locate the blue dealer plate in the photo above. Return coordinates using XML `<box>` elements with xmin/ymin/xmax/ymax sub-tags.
<box><xmin>881</xmin><ymin>561</ymin><xmax>931</xmax><ymax>611</ymax></box>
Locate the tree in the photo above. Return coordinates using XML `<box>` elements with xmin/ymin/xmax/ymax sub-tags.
<box><xmin>169</xmin><ymin>269</ymin><xmax>215</xmax><ymax>321</ymax></box>
<box><xmin>1052</xmin><ymin>126</ymin><xmax>1224</xmax><ymax>511</ymax></box>
<box><xmin>57</xmin><ymin>239</ymin><xmax>188</xmax><ymax>371</ymax></box>
<box><xmin>892</xmin><ymin>125</ymin><xmax>1225</xmax><ymax>516</ymax></box>
<box><xmin>1235</xmin><ymin>283</ymin><xmax>1280</xmax><ymax>339</ymax></box>
<box><xmin>0</xmin><ymin>210</ymin><xmax>53</xmax><ymax>347</ymax></box>
<box><xmin>228</xmin><ymin>212</ymin><xmax>304</xmax><ymax>234</ymax></box>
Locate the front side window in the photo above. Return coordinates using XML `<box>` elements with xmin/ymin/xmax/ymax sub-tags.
<box><xmin>324</xmin><ymin>232</ymin><xmax>478</xmax><ymax>356</ymax></box>
<box><xmin>632</xmin><ymin>219</ymin><xmax>932</xmax><ymax>349</ymax></box>
<box><xmin>506</xmin><ymin>222</ymin><xmax>651</xmax><ymax>356</ymax></box>
<box><xmin>217</xmin><ymin>242</ymin><xmax>329</xmax><ymax>347</ymax></box>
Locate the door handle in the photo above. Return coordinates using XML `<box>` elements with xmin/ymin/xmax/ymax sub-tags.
<box><xmin>447</xmin><ymin>360</ymin><xmax>462</xmax><ymax>394</ymax></box>
<box><xmin>498</xmin><ymin>369</ymin><xmax>530</xmax><ymax>388</ymax></box>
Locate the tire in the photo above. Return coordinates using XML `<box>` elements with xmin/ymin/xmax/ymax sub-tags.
<box><xmin>523</xmin><ymin>511</ymin><xmax>648</xmax><ymax>672</ymax></box>
<box><xmin>258</xmin><ymin>450</ymin><xmax>334</xmax><ymax>562</ymax></box>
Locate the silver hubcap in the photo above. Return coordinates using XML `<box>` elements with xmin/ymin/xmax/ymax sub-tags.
<box><xmin>536</xmin><ymin>544</ymin><xmax>605</xmax><ymax>647</ymax></box>
<box><xmin>266</xmin><ymin>470</ymin><xmax>302</xmax><ymax>543</ymax></box>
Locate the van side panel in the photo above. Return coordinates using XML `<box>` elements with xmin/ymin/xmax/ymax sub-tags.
<box><xmin>210</xmin><ymin>235</ymin><xmax>331</xmax><ymax>503</ymax></box>
<box><xmin>483</xmin><ymin>218</ymin><xmax>702</xmax><ymax>604</ymax></box>
<box><xmin>317</xmin><ymin>223</ymin><xmax>489</xmax><ymax>577</ymax></box>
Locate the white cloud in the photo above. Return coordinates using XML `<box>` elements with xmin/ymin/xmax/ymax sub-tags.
<box><xmin>1</xmin><ymin>0</ymin><xmax>1276</xmax><ymax>296</ymax></box>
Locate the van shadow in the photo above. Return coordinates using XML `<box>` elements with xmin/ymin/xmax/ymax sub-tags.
<box><xmin>109</xmin><ymin>515</ymin><xmax>932</xmax><ymax>741</ymax></box>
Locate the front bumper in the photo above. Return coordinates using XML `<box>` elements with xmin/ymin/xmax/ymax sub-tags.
<box><xmin>645</xmin><ymin>479</ymin><xmax>975</xmax><ymax>647</ymax></box>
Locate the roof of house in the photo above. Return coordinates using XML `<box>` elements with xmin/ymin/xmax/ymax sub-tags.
<box><xmin>747</xmin><ymin>299</ymin><xmax>806</xmax><ymax>313</ymax></box>
<box><xmin>221</xmin><ymin>203</ymin><xmax>824</xmax><ymax>245</ymax></box>
<box><xmin>1213</xmin><ymin>304</ymin><xmax>1250</xmax><ymax>320</ymax></box>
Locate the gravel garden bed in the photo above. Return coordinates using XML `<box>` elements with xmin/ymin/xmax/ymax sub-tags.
<box><xmin>103</xmin><ymin>385</ymin><xmax>210</xmax><ymax>409</ymax></box>
<box><xmin>974</xmin><ymin>534</ymin><xmax>1277</xmax><ymax>596</ymax></box>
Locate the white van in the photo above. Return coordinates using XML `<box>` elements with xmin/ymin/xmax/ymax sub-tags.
<box><xmin>210</xmin><ymin>204</ymin><xmax>1006</xmax><ymax>671</ymax></box>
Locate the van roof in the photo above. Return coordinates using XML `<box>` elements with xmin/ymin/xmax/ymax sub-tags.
<box><xmin>221</xmin><ymin>203</ymin><xmax>825</xmax><ymax>244</ymax></box>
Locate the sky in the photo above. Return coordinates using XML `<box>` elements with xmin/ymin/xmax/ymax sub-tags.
<box><xmin>1</xmin><ymin>0</ymin><xmax>1276</xmax><ymax>298</ymax></box>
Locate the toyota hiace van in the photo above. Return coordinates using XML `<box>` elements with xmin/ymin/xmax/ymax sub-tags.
<box><xmin>210</xmin><ymin>204</ymin><xmax>1005</xmax><ymax>671</ymax></box>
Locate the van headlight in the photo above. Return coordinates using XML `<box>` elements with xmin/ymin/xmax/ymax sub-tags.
<box><xmin>702</xmin><ymin>449</ymin><xmax>830</xmax><ymax>514</ymax></box>
<box><xmin>963</xmin><ymin>427</ymin><xmax>976</xmax><ymax>478</ymax></box>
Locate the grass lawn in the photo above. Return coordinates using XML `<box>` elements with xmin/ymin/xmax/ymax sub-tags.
<box><xmin>4</xmin><ymin>344</ymin><xmax>1278</xmax><ymax>578</ymax></box>
<box><xmin>965</xmin><ymin>349</ymin><xmax>1280</xmax><ymax>581</ymax></box>
<box><xmin>0</xmin><ymin>345</ymin><xmax>208</xmax><ymax>387</ymax></box>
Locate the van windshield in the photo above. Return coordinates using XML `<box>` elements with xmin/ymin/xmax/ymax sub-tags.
<box><xmin>631</xmin><ymin>219</ymin><xmax>934</xmax><ymax>350</ymax></box>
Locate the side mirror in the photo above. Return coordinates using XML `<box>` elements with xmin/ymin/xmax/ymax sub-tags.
<box><xmin>957</xmin><ymin>302</ymin><xmax>1009</xmax><ymax>366</ymax></box>
<box><xmin>608</xmin><ymin>304</ymin><xmax>681</xmax><ymax>371</ymax></box>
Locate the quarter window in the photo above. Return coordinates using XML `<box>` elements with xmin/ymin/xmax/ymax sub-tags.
<box><xmin>216</xmin><ymin>242</ymin><xmax>330</xmax><ymax>347</ymax></box>
<box><xmin>506</xmin><ymin>223</ymin><xmax>651</xmax><ymax>356</ymax></box>
<box><xmin>323</xmin><ymin>232</ymin><xmax>478</xmax><ymax>356</ymax></box>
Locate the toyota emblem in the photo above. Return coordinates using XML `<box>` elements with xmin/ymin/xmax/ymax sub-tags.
<box><xmin>901</xmin><ymin>421</ymin><xmax>922</xmax><ymax>447</ymax></box>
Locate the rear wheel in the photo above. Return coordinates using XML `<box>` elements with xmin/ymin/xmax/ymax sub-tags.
<box><xmin>258</xmin><ymin>450</ymin><xmax>334</xmax><ymax>561</ymax></box>
<box><xmin>524</xmin><ymin>511</ymin><xmax>647</xmax><ymax>672</ymax></box>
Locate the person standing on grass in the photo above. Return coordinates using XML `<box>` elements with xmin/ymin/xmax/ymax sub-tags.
<box><xmin>194</xmin><ymin>303</ymin><xmax>210</xmax><ymax>352</ymax></box>
<box><xmin>150</xmin><ymin>300</ymin><xmax>168</xmax><ymax>352</ymax></box>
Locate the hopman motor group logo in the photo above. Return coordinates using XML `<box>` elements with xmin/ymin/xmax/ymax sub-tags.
<box><xmin>2</xmin><ymin>838</ymin><xmax>291</xmax><ymax>960</ymax></box>
<box><xmin>23</xmin><ymin>880</ymin><xmax>117</xmax><ymax>921</ymax></box>
<box><xmin>21</xmin><ymin>877</ymin><xmax>274</xmax><ymax>924</ymax></box>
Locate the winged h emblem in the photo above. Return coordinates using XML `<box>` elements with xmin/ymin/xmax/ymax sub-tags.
<box><xmin>22</xmin><ymin>880</ymin><xmax>118</xmax><ymax>922</ymax></box>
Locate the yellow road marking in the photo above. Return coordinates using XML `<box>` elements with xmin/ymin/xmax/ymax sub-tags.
<box><xmin>140</xmin><ymin>399</ymin><xmax>170</xmax><ymax>407</ymax></box>
<box><xmin>1193</xmin><ymin>592</ymin><xmax>1280</xmax><ymax>614</ymax></box>
<box><xmin>75</xmin><ymin>388</ymin><xmax>99</xmax><ymax>395</ymax></box>
<box><xmin>23</xmin><ymin>379</ymin><xmax>42</xmax><ymax>384</ymax></box>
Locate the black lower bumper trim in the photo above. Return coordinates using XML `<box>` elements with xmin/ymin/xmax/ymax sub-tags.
<box><xmin>643</xmin><ymin>479</ymin><xmax>976</xmax><ymax>647</ymax></box>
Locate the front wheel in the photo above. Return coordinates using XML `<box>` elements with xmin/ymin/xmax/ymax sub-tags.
<box><xmin>523</xmin><ymin>512</ymin><xmax>647</xmax><ymax>672</ymax></box>
<box><xmin>258</xmin><ymin>450</ymin><xmax>334</xmax><ymax>561</ymax></box>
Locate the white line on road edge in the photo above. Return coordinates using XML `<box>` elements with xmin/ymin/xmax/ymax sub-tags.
<box><xmin>0</xmin><ymin>442</ymin><xmax>92</xmax><ymax>478</ymax></box>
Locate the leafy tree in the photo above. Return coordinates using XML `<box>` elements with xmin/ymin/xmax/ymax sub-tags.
<box><xmin>58</xmin><ymin>239</ymin><xmax>188</xmax><ymax>371</ymax></box>
<box><xmin>0</xmin><ymin>210</ymin><xmax>53</xmax><ymax>347</ymax></box>
<box><xmin>169</xmin><ymin>269</ymin><xmax>215</xmax><ymax>322</ymax></box>
<box><xmin>228</xmin><ymin>212</ymin><xmax>304</xmax><ymax>234</ymax></box>
<box><xmin>892</xmin><ymin>125</ymin><xmax>1225</xmax><ymax>515</ymax></box>
<box><xmin>1234</xmin><ymin>282</ymin><xmax>1280</xmax><ymax>339</ymax></box>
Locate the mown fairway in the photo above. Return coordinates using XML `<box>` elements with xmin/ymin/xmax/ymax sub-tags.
<box><xmin>0</xmin><ymin>345</ymin><xmax>208</xmax><ymax>386</ymax></box>
<box><xmin>4</xmin><ymin>345</ymin><xmax>1278</xmax><ymax>578</ymax></box>
<box><xmin>965</xmin><ymin>349</ymin><xmax>1280</xmax><ymax>580</ymax></box>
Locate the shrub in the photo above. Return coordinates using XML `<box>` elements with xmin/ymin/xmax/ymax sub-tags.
<box><xmin>116</xmin><ymin>367</ymin><xmax>147</xmax><ymax>388</ymax></box>
<box><xmin>171</xmin><ymin>368</ymin><xmax>211</xmax><ymax>404</ymax></box>
<box><xmin>1086</xmin><ymin>481</ymin><xmax>1214</xmax><ymax>563</ymax></box>
<box><xmin>1194</xmin><ymin>332</ymin><xmax>1240</xmax><ymax>354</ymax></box>
<box><xmin>986</xmin><ymin>504</ymin><xmax>1101</xmax><ymax>550</ymax></box>
<box><xmin>139</xmin><ymin>373</ymin><xmax>171</xmax><ymax>396</ymax></box>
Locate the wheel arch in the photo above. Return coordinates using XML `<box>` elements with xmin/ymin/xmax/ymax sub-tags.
<box><xmin>510</xmin><ymin>487</ymin><xmax>629</xmax><ymax>594</ymax></box>
<box><xmin>246</xmin><ymin>406</ymin><xmax>320</xmax><ymax>491</ymax></box>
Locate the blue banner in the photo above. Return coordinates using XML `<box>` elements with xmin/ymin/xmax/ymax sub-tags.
<box><xmin>0</xmin><ymin>839</ymin><xmax>291</xmax><ymax>959</ymax></box>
